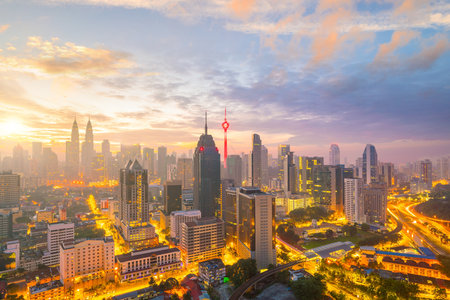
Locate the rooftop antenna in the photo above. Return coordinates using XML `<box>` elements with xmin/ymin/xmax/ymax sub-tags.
<box><xmin>205</xmin><ymin>110</ymin><xmax>208</xmax><ymax>135</ymax></box>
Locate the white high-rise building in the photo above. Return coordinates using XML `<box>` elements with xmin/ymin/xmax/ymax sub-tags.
<box><xmin>344</xmin><ymin>178</ymin><xmax>364</xmax><ymax>224</ymax></box>
<box><xmin>329</xmin><ymin>144</ymin><xmax>340</xmax><ymax>165</ymax></box>
<box><xmin>169</xmin><ymin>210</ymin><xmax>201</xmax><ymax>240</ymax></box>
<box><xmin>43</xmin><ymin>222</ymin><xmax>74</xmax><ymax>266</ymax></box>
<box><xmin>59</xmin><ymin>236</ymin><xmax>114</xmax><ymax>288</ymax></box>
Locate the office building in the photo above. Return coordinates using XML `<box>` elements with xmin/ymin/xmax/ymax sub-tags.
<box><xmin>298</xmin><ymin>156</ymin><xmax>324</xmax><ymax>194</ymax></box>
<box><xmin>0</xmin><ymin>171</ymin><xmax>20</xmax><ymax>208</ymax></box>
<box><xmin>157</xmin><ymin>146</ymin><xmax>167</xmax><ymax>183</ymax></box>
<box><xmin>193</xmin><ymin>114</ymin><xmax>221</xmax><ymax>218</ymax></box>
<box><xmin>116</xmin><ymin>246</ymin><xmax>182</xmax><ymax>282</ymax></box>
<box><xmin>119</xmin><ymin>160</ymin><xmax>157</xmax><ymax>249</ymax></box>
<box><xmin>344</xmin><ymin>178</ymin><xmax>364</xmax><ymax>223</ymax></box>
<box><xmin>81</xmin><ymin>118</ymin><xmax>95</xmax><ymax>180</ymax></box>
<box><xmin>59</xmin><ymin>236</ymin><xmax>115</xmax><ymax>288</ymax></box>
<box><xmin>36</xmin><ymin>209</ymin><xmax>54</xmax><ymax>223</ymax></box>
<box><xmin>198</xmin><ymin>258</ymin><xmax>226</xmax><ymax>286</ymax></box>
<box><xmin>177</xmin><ymin>158</ymin><xmax>193</xmax><ymax>189</ymax></box>
<box><xmin>142</xmin><ymin>147</ymin><xmax>155</xmax><ymax>176</ymax></box>
<box><xmin>278</xmin><ymin>144</ymin><xmax>290</xmax><ymax>182</ymax></box>
<box><xmin>169</xmin><ymin>210</ymin><xmax>201</xmax><ymax>240</ymax></box>
<box><xmin>251</xmin><ymin>134</ymin><xmax>262</xmax><ymax>187</ymax></box>
<box><xmin>261</xmin><ymin>145</ymin><xmax>269</xmax><ymax>186</ymax></box>
<box><xmin>180</xmin><ymin>217</ymin><xmax>225</xmax><ymax>266</ymax></box>
<box><xmin>42</xmin><ymin>148</ymin><xmax>58</xmax><ymax>180</ymax></box>
<box><xmin>237</xmin><ymin>187</ymin><xmax>276</xmax><ymax>270</ymax></box>
<box><xmin>363</xmin><ymin>183</ymin><xmax>387</xmax><ymax>224</ymax></box>
<box><xmin>286</xmin><ymin>193</ymin><xmax>313</xmax><ymax>213</ymax></box>
<box><xmin>380</xmin><ymin>162</ymin><xmax>394</xmax><ymax>187</ymax></box>
<box><xmin>283</xmin><ymin>151</ymin><xmax>296</xmax><ymax>196</ymax></box>
<box><xmin>182</xmin><ymin>189</ymin><xmax>194</xmax><ymax>211</ymax></box>
<box><xmin>164</xmin><ymin>180</ymin><xmax>182</xmax><ymax>214</ymax></box>
<box><xmin>362</xmin><ymin>144</ymin><xmax>378</xmax><ymax>184</ymax></box>
<box><xmin>420</xmin><ymin>159</ymin><xmax>432</xmax><ymax>190</ymax></box>
<box><xmin>225</xmin><ymin>155</ymin><xmax>242</xmax><ymax>185</ymax></box>
<box><xmin>65</xmin><ymin>118</ymin><xmax>79</xmax><ymax>179</ymax></box>
<box><xmin>329</xmin><ymin>144</ymin><xmax>340</xmax><ymax>165</ymax></box>
<box><xmin>43</xmin><ymin>222</ymin><xmax>74</xmax><ymax>266</ymax></box>
<box><xmin>223</xmin><ymin>188</ymin><xmax>238</xmax><ymax>248</ymax></box>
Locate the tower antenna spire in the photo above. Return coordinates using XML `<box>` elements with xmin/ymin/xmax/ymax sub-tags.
<box><xmin>205</xmin><ymin>110</ymin><xmax>208</xmax><ymax>135</ymax></box>
<box><xmin>222</xmin><ymin>107</ymin><xmax>230</xmax><ymax>168</ymax></box>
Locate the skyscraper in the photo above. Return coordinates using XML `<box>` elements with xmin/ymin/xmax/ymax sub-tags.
<box><xmin>251</xmin><ymin>134</ymin><xmax>262</xmax><ymax>187</ymax></box>
<box><xmin>0</xmin><ymin>172</ymin><xmax>20</xmax><ymax>208</ymax></box>
<box><xmin>344</xmin><ymin>178</ymin><xmax>364</xmax><ymax>223</ymax></box>
<box><xmin>157</xmin><ymin>146</ymin><xmax>167</xmax><ymax>184</ymax></box>
<box><xmin>420</xmin><ymin>159</ymin><xmax>432</xmax><ymax>189</ymax></box>
<box><xmin>362</xmin><ymin>183</ymin><xmax>387</xmax><ymax>224</ymax></box>
<box><xmin>236</xmin><ymin>187</ymin><xmax>276</xmax><ymax>270</ymax></box>
<box><xmin>329</xmin><ymin>144</ymin><xmax>340</xmax><ymax>165</ymax></box>
<box><xmin>81</xmin><ymin>118</ymin><xmax>95</xmax><ymax>180</ymax></box>
<box><xmin>298</xmin><ymin>156</ymin><xmax>324</xmax><ymax>194</ymax></box>
<box><xmin>278</xmin><ymin>144</ymin><xmax>290</xmax><ymax>182</ymax></box>
<box><xmin>225</xmin><ymin>155</ymin><xmax>242</xmax><ymax>185</ymax></box>
<box><xmin>65</xmin><ymin>118</ymin><xmax>79</xmax><ymax>179</ymax></box>
<box><xmin>283</xmin><ymin>151</ymin><xmax>296</xmax><ymax>196</ymax></box>
<box><xmin>193</xmin><ymin>113</ymin><xmax>221</xmax><ymax>218</ymax></box>
<box><xmin>163</xmin><ymin>180</ymin><xmax>182</xmax><ymax>214</ymax></box>
<box><xmin>119</xmin><ymin>160</ymin><xmax>156</xmax><ymax>249</ymax></box>
<box><xmin>261</xmin><ymin>145</ymin><xmax>269</xmax><ymax>186</ymax></box>
<box><xmin>362</xmin><ymin>144</ymin><xmax>378</xmax><ymax>184</ymax></box>
<box><xmin>176</xmin><ymin>158</ymin><xmax>193</xmax><ymax>189</ymax></box>
<box><xmin>143</xmin><ymin>147</ymin><xmax>155</xmax><ymax>176</ymax></box>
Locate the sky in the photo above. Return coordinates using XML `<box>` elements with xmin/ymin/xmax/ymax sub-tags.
<box><xmin>0</xmin><ymin>0</ymin><xmax>449</xmax><ymax>164</ymax></box>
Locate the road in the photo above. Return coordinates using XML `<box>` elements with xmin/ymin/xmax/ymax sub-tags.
<box><xmin>388</xmin><ymin>201</ymin><xmax>450</xmax><ymax>256</ymax></box>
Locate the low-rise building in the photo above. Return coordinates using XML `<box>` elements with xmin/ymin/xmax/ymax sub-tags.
<box><xmin>28</xmin><ymin>280</ymin><xmax>64</xmax><ymax>300</ymax></box>
<box><xmin>116</xmin><ymin>246</ymin><xmax>182</xmax><ymax>282</ymax></box>
<box><xmin>59</xmin><ymin>236</ymin><xmax>115</xmax><ymax>288</ymax></box>
<box><xmin>198</xmin><ymin>258</ymin><xmax>225</xmax><ymax>286</ymax></box>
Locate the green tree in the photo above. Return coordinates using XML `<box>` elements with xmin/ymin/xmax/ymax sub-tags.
<box><xmin>182</xmin><ymin>291</ymin><xmax>192</xmax><ymax>300</ymax></box>
<box><xmin>433</xmin><ymin>287</ymin><xmax>447</xmax><ymax>300</ymax></box>
<box><xmin>361</xmin><ymin>223</ymin><xmax>370</xmax><ymax>231</ymax></box>
<box><xmin>226</xmin><ymin>259</ymin><xmax>258</xmax><ymax>287</ymax></box>
<box><xmin>325</xmin><ymin>229</ymin><xmax>334</xmax><ymax>239</ymax></box>
<box><xmin>0</xmin><ymin>253</ymin><xmax>15</xmax><ymax>271</ymax></box>
<box><xmin>290</xmin><ymin>274</ymin><xmax>326</xmax><ymax>300</ymax></box>
<box><xmin>437</xmin><ymin>255</ymin><xmax>450</xmax><ymax>278</ymax></box>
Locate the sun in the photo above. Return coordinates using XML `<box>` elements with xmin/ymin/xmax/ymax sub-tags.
<box><xmin>0</xmin><ymin>119</ymin><xmax>28</xmax><ymax>136</ymax></box>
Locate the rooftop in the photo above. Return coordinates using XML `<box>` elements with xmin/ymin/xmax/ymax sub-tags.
<box><xmin>184</xmin><ymin>217</ymin><xmax>223</xmax><ymax>227</ymax></box>
<box><xmin>29</xmin><ymin>280</ymin><xmax>63</xmax><ymax>295</ymax></box>
<box><xmin>198</xmin><ymin>258</ymin><xmax>225</xmax><ymax>270</ymax></box>
<box><xmin>116</xmin><ymin>246</ymin><xmax>180</xmax><ymax>263</ymax></box>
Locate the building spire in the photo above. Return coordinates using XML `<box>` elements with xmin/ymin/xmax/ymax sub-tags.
<box><xmin>205</xmin><ymin>110</ymin><xmax>208</xmax><ymax>135</ymax></box>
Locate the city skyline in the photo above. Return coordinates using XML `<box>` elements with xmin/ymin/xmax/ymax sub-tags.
<box><xmin>0</xmin><ymin>1</ymin><xmax>449</xmax><ymax>164</ymax></box>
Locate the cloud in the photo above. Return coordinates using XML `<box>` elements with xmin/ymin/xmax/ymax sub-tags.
<box><xmin>0</xmin><ymin>36</ymin><xmax>133</xmax><ymax>77</ymax></box>
<box><xmin>430</xmin><ymin>13</ymin><xmax>450</xmax><ymax>26</ymax></box>
<box><xmin>229</xmin><ymin>0</ymin><xmax>255</xmax><ymax>19</ymax></box>
<box><xmin>406</xmin><ymin>35</ymin><xmax>449</xmax><ymax>71</ymax></box>
<box><xmin>373</xmin><ymin>30</ymin><xmax>419</xmax><ymax>64</ymax></box>
<box><xmin>0</xmin><ymin>24</ymin><xmax>9</xmax><ymax>33</ymax></box>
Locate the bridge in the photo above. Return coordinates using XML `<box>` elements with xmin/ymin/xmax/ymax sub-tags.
<box><xmin>229</xmin><ymin>260</ymin><xmax>304</xmax><ymax>300</ymax></box>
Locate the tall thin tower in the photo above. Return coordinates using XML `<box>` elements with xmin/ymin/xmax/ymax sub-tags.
<box><xmin>222</xmin><ymin>108</ymin><xmax>229</xmax><ymax>168</ymax></box>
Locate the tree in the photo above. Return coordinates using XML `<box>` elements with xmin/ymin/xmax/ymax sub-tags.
<box><xmin>148</xmin><ymin>277</ymin><xmax>156</xmax><ymax>287</ymax></box>
<box><xmin>325</xmin><ymin>229</ymin><xmax>334</xmax><ymax>239</ymax></box>
<box><xmin>361</xmin><ymin>223</ymin><xmax>370</xmax><ymax>232</ymax></box>
<box><xmin>182</xmin><ymin>291</ymin><xmax>192</xmax><ymax>300</ymax></box>
<box><xmin>226</xmin><ymin>259</ymin><xmax>258</xmax><ymax>287</ymax></box>
<box><xmin>437</xmin><ymin>255</ymin><xmax>450</xmax><ymax>278</ymax></box>
<box><xmin>15</xmin><ymin>216</ymin><xmax>31</xmax><ymax>224</ymax></box>
<box><xmin>165</xmin><ymin>278</ymin><xmax>179</xmax><ymax>290</ymax></box>
<box><xmin>169</xmin><ymin>295</ymin><xmax>180</xmax><ymax>300</ymax></box>
<box><xmin>0</xmin><ymin>254</ymin><xmax>15</xmax><ymax>271</ymax></box>
<box><xmin>342</xmin><ymin>224</ymin><xmax>357</xmax><ymax>237</ymax></box>
<box><xmin>433</xmin><ymin>287</ymin><xmax>447</xmax><ymax>300</ymax></box>
<box><xmin>290</xmin><ymin>274</ymin><xmax>326</xmax><ymax>300</ymax></box>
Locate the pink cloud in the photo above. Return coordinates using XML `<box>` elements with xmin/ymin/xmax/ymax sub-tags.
<box><xmin>229</xmin><ymin>0</ymin><xmax>255</xmax><ymax>19</ymax></box>
<box><xmin>0</xmin><ymin>24</ymin><xmax>10</xmax><ymax>33</ymax></box>
<box><xmin>373</xmin><ymin>30</ymin><xmax>419</xmax><ymax>64</ymax></box>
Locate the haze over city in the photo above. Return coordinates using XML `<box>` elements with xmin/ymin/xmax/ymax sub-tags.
<box><xmin>0</xmin><ymin>0</ymin><xmax>449</xmax><ymax>163</ymax></box>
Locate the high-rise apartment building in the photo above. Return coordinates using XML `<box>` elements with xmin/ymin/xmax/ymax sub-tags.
<box><xmin>164</xmin><ymin>180</ymin><xmax>182</xmax><ymax>214</ymax></box>
<box><xmin>193</xmin><ymin>115</ymin><xmax>220</xmax><ymax>218</ymax></box>
<box><xmin>65</xmin><ymin>118</ymin><xmax>79</xmax><ymax>179</ymax></box>
<box><xmin>0</xmin><ymin>212</ymin><xmax>12</xmax><ymax>240</ymax></box>
<box><xmin>119</xmin><ymin>160</ymin><xmax>156</xmax><ymax>249</ymax></box>
<box><xmin>0</xmin><ymin>172</ymin><xmax>20</xmax><ymax>208</ymax></box>
<box><xmin>176</xmin><ymin>158</ymin><xmax>193</xmax><ymax>189</ymax></box>
<box><xmin>362</xmin><ymin>183</ymin><xmax>387</xmax><ymax>224</ymax></box>
<box><xmin>157</xmin><ymin>146</ymin><xmax>167</xmax><ymax>183</ymax></box>
<box><xmin>298</xmin><ymin>156</ymin><xmax>324</xmax><ymax>194</ymax></box>
<box><xmin>59</xmin><ymin>236</ymin><xmax>114</xmax><ymax>288</ymax></box>
<box><xmin>278</xmin><ymin>144</ymin><xmax>290</xmax><ymax>182</ymax></box>
<box><xmin>251</xmin><ymin>134</ymin><xmax>262</xmax><ymax>187</ymax></box>
<box><xmin>362</xmin><ymin>144</ymin><xmax>378</xmax><ymax>184</ymax></box>
<box><xmin>261</xmin><ymin>145</ymin><xmax>269</xmax><ymax>186</ymax></box>
<box><xmin>283</xmin><ymin>151</ymin><xmax>296</xmax><ymax>196</ymax></box>
<box><xmin>180</xmin><ymin>217</ymin><xmax>225</xmax><ymax>266</ymax></box>
<box><xmin>43</xmin><ymin>222</ymin><xmax>74</xmax><ymax>266</ymax></box>
<box><xmin>380</xmin><ymin>162</ymin><xmax>394</xmax><ymax>187</ymax></box>
<box><xmin>420</xmin><ymin>159</ymin><xmax>432</xmax><ymax>190</ymax></box>
<box><xmin>142</xmin><ymin>147</ymin><xmax>155</xmax><ymax>176</ymax></box>
<box><xmin>329</xmin><ymin>144</ymin><xmax>340</xmax><ymax>165</ymax></box>
<box><xmin>344</xmin><ymin>178</ymin><xmax>364</xmax><ymax>223</ymax></box>
<box><xmin>236</xmin><ymin>187</ymin><xmax>276</xmax><ymax>269</ymax></box>
<box><xmin>169</xmin><ymin>210</ymin><xmax>201</xmax><ymax>240</ymax></box>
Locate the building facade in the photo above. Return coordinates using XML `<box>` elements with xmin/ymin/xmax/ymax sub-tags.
<box><xmin>0</xmin><ymin>172</ymin><xmax>20</xmax><ymax>208</ymax></box>
<box><xmin>43</xmin><ymin>222</ymin><xmax>74</xmax><ymax>266</ymax></box>
<box><xmin>362</xmin><ymin>144</ymin><xmax>378</xmax><ymax>184</ymax></box>
<box><xmin>169</xmin><ymin>210</ymin><xmax>201</xmax><ymax>240</ymax></box>
<box><xmin>344</xmin><ymin>178</ymin><xmax>364</xmax><ymax>223</ymax></box>
<box><xmin>329</xmin><ymin>144</ymin><xmax>340</xmax><ymax>166</ymax></box>
<box><xmin>180</xmin><ymin>217</ymin><xmax>225</xmax><ymax>266</ymax></box>
<box><xmin>362</xmin><ymin>183</ymin><xmax>387</xmax><ymax>224</ymax></box>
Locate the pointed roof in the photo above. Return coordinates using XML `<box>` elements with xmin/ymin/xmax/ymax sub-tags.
<box><xmin>129</xmin><ymin>159</ymin><xmax>143</xmax><ymax>170</ymax></box>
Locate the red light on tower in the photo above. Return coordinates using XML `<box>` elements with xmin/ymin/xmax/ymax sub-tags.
<box><xmin>222</xmin><ymin>107</ymin><xmax>230</xmax><ymax>168</ymax></box>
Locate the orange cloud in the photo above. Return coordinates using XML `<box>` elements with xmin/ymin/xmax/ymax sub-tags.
<box><xmin>0</xmin><ymin>24</ymin><xmax>10</xmax><ymax>33</ymax></box>
<box><xmin>229</xmin><ymin>0</ymin><xmax>255</xmax><ymax>19</ymax></box>
<box><xmin>0</xmin><ymin>36</ymin><xmax>133</xmax><ymax>77</ymax></box>
<box><xmin>406</xmin><ymin>35</ymin><xmax>449</xmax><ymax>71</ymax></box>
<box><xmin>393</xmin><ymin>0</ymin><xmax>426</xmax><ymax>16</ymax></box>
<box><xmin>316</xmin><ymin>0</ymin><xmax>352</xmax><ymax>13</ymax></box>
<box><xmin>373</xmin><ymin>30</ymin><xmax>419</xmax><ymax>64</ymax></box>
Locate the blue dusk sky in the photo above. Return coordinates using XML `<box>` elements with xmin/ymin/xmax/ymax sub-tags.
<box><xmin>0</xmin><ymin>0</ymin><xmax>449</xmax><ymax>164</ymax></box>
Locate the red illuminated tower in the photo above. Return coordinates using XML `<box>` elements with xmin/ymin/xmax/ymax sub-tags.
<box><xmin>222</xmin><ymin>108</ymin><xmax>230</xmax><ymax>168</ymax></box>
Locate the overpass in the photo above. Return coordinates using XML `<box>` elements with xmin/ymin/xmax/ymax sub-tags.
<box><xmin>229</xmin><ymin>260</ymin><xmax>304</xmax><ymax>300</ymax></box>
